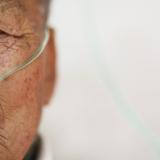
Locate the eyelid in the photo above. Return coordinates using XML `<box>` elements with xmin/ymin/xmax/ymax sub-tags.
<box><xmin>0</xmin><ymin>18</ymin><xmax>33</xmax><ymax>38</ymax></box>
<box><xmin>0</xmin><ymin>28</ymin><xmax>50</xmax><ymax>81</ymax></box>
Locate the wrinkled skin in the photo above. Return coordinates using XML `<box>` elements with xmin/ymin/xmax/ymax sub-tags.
<box><xmin>0</xmin><ymin>0</ymin><xmax>56</xmax><ymax>159</ymax></box>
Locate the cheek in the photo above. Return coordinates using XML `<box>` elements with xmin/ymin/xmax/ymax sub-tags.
<box><xmin>0</xmin><ymin>58</ymin><xmax>45</xmax><ymax>159</ymax></box>
<box><xmin>1</xmin><ymin>66</ymin><xmax>42</xmax><ymax>119</ymax></box>
<box><xmin>2</xmin><ymin>56</ymin><xmax>45</xmax><ymax>108</ymax></box>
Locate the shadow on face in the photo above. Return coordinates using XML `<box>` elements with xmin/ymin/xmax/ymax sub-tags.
<box><xmin>0</xmin><ymin>0</ymin><xmax>56</xmax><ymax>159</ymax></box>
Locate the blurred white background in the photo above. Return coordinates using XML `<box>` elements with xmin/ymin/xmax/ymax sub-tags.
<box><xmin>40</xmin><ymin>0</ymin><xmax>160</xmax><ymax>160</ymax></box>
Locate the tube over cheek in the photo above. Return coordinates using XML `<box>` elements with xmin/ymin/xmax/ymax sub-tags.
<box><xmin>0</xmin><ymin>55</ymin><xmax>45</xmax><ymax>160</ymax></box>
<box><xmin>0</xmin><ymin>32</ymin><xmax>40</xmax><ymax>79</ymax></box>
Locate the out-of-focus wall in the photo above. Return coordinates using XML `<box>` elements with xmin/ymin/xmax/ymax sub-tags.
<box><xmin>40</xmin><ymin>0</ymin><xmax>160</xmax><ymax>160</ymax></box>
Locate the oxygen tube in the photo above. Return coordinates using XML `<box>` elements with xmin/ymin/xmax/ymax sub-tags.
<box><xmin>0</xmin><ymin>28</ymin><xmax>49</xmax><ymax>81</ymax></box>
<box><xmin>81</xmin><ymin>1</ymin><xmax>160</xmax><ymax>159</ymax></box>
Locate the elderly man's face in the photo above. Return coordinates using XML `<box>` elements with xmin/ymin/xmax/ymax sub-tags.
<box><xmin>0</xmin><ymin>0</ymin><xmax>55</xmax><ymax>159</ymax></box>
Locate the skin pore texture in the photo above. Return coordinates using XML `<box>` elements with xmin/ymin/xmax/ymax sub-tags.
<box><xmin>0</xmin><ymin>0</ymin><xmax>55</xmax><ymax>159</ymax></box>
